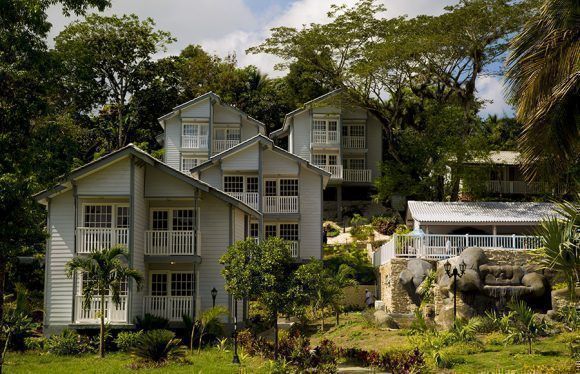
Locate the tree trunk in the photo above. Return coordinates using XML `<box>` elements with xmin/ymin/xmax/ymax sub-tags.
<box><xmin>273</xmin><ymin>309</ymin><xmax>278</xmax><ymax>360</ymax></box>
<box><xmin>528</xmin><ymin>339</ymin><xmax>532</xmax><ymax>355</ymax></box>
<box><xmin>321</xmin><ymin>309</ymin><xmax>325</xmax><ymax>332</ymax></box>
<box><xmin>336</xmin><ymin>311</ymin><xmax>340</xmax><ymax>327</ymax></box>
<box><xmin>100</xmin><ymin>293</ymin><xmax>105</xmax><ymax>358</ymax></box>
<box><xmin>0</xmin><ymin>331</ymin><xmax>11</xmax><ymax>374</ymax></box>
<box><xmin>0</xmin><ymin>258</ymin><xmax>6</xmax><ymax>327</ymax></box>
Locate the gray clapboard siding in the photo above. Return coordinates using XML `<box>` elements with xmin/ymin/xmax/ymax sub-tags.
<box><xmin>299</xmin><ymin>168</ymin><xmax>323</xmax><ymax>259</ymax></box>
<box><xmin>241</xmin><ymin>118</ymin><xmax>260</xmax><ymax>140</ymax></box>
<box><xmin>291</xmin><ymin>111</ymin><xmax>311</xmax><ymax>161</ymax></box>
<box><xmin>221</xmin><ymin>143</ymin><xmax>259</xmax><ymax>171</ymax></box>
<box><xmin>131</xmin><ymin>162</ymin><xmax>147</xmax><ymax>320</ymax></box>
<box><xmin>213</xmin><ymin>104</ymin><xmax>239</xmax><ymax>123</ymax></box>
<box><xmin>164</xmin><ymin>117</ymin><xmax>183</xmax><ymax>170</ymax></box>
<box><xmin>181</xmin><ymin>98</ymin><xmax>210</xmax><ymax>117</ymax></box>
<box><xmin>366</xmin><ymin>114</ymin><xmax>383</xmax><ymax>179</ymax></box>
<box><xmin>198</xmin><ymin>167</ymin><xmax>222</xmax><ymax>189</ymax></box>
<box><xmin>76</xmin><ymin>158</ymin><xmax>130</xmax><ymax>195</ymax></box>
<box><xmin>145</xmin><ymin>165</ymin><xmax>194</xmax><ymax>197</ymax></box>
<box><xmin>46</xmin><ymin>190</ymin><xmax>75</xmax><ymax>325</ymax></box>
<box><xmin>262</xmin><ymin>151</ymin><xmax>299</xmax><ymax>176</ymax></box>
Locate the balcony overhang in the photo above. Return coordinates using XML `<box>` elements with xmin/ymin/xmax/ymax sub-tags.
<box><xmin>144</xmin><ymin>255</ymin><xmax>202</xmax><ymax>264</ymax></box>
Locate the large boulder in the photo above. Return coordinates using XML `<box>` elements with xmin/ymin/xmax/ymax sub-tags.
<box><xmin>373</xmin><ymin>310</ymin><xmax>400</xmax><ymax>329</ymax></box>
<box><xmin>437</xmin><ymin>248</ymin><xmax>488</xmax><ymax>289</ymax></box>
<box><xmin>399</xmin><ymin>259</ymin><xmax>434</xmax><ymax>305</ymax></box>
<box><xmin>521</xmin><ymin>272</ymin><xmax>546</xmax><ymax>297</ymax></box>
<box><xmin>434</xmin><ymin>304</ymin><xmax>475</xmax><ymax>330</ymax></box>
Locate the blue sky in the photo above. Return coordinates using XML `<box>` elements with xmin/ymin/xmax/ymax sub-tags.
<box><xmin>47</xmin><ymin>0</ymin><xmax>514</xmax><ymax>117</ymax></box>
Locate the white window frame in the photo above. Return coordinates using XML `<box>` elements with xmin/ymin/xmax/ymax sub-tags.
<box><xmin>312</xmin><ymin>154</ymin><xmax>338</xmax><ymax>166</ymax></box>
<box><xmin>343</xmin><ymin>158</ymin><xmax>366</xmax><ymax>170</ymax></box>
<box><xmin>264</xmin><ymin>178</ymin><xmax>299</xmax><ymax>197</ymax></box>
<box><xmin>182</xmin><ymin>123</ymin><xmax>209</xmax><ymax>149</ymax></box>
<box><xmin>342</xmin><ymin>124</ymin><xmax>365</xmax><ymax>137</ymax></box>
<box><xmin>180</xmin><ymin>156</ymin><xmax>206</xmax><ymax>173</ymax></box>
<box><xmin>149</xmin><ymin>208</ymin><xmax>196</xmax><ymax>231</ymax></box>
<box><xmin>263</xmin><ymin>223</ymin><xmax>299</xmax><ymax>241</ymax></box>
<box><xmin>313</xmin><ymin>118</ymin><xmax>338</xmax><ymax>133</ymax></box>
<box><xmin>223</xmin><ymin>175</ymin><xmax>259</xmax><ymax>194</ymax></box>
<box><xmin>82</xmin><ymin>203</ymin><xmax>129</xmax><ymax>228</ymax></box>
<box><xmin>214</xmin><ymin>128</ymin><xmax>241</xmax><ymax>141</ymax></box>
<box><xmin>148</xmin><ymin>271</ymin><xmax>195</xmax><ymax>297</ymax></box>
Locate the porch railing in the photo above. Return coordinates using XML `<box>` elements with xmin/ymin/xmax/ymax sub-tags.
<box><xmin>143</xmin><ymin>296</ymin><xmax>193</xmax><ymax>322</ymax></box>
<box><xmin>264</xmin><ymin>196</ymin><xmax>299</xmax><ymax>213</ymax></box>
<box><xmin>312</xmin><ymin>131</ymin><xmax>339</xmax><ymax>145</ymax></box>
<box><xmin>182</xmin><ymin>135</ymin><xmax>208</xmax><ymax>149</ymax></box>
<box><xmin>320</xmin><ymin>165</ymin><xmax>343</xmax><ymax>179</ymax></box>
<box><xmin>145</xmin><ymin>230</ymin><xmax>196</xmax><ymax>256</ymax></box>
<box><xmin>288</xmin><ymin>241</ymin><xmax>299</xmax><ymax>257</ymax></box>
<box><xmin>342</xmin><ymin>136</ymin><xmax>366</xmax><ymax>149</ymax></box>
<box><xmin>74</xmin><ymin>295</ymin><xmax>128</xmax><ymax>323</ymax></box>
<box><xmin>76</xmin><ymin>227</ymin><xmax>129</xmax><ymax>254</ymax></box>
<box><xmin>343</xmin><ymin>169</ymin><xmax>372</xmax><ymax>182</ymax></box>
<box><xmin>373</xmin><ymin>233</ymin><xmax>542</xmax><ymax>266</ymax></box>
<box><xmin>228</xmin><ymin>192</ymin><xmax>260</xmax><ymax>210</ymax></box>
<box><xmin>486</xmin><ymin>180</ymin><xmax>556</xmax><ymax>195</ymax></box>
<box><xmin>213</xmin><ymin>139</ymin><xmax>240</xmax><ymax>154</ymax></box>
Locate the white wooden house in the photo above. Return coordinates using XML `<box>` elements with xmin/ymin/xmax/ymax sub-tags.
<box><xmin>270</xmin><ymin>89</ymin><xmax>383</xmax><ymax>219</ymax></box>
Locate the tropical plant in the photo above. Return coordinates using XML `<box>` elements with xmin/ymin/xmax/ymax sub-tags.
<box><xmin>416</xmin><ymin>270</ymin><xmax>437</xmax><ymax>308</ymax></box>
<box><xmin>533</xmin><ymin>198</ymin><xmax>579</xmax><ymax>301</ymax></box>
<box><xmin>134</xmin><ymin>313</ymin><xmax>170</xmax><ymax>331</ymax></box>
<box><xmin>505</xmin><ymin>300</ymin><xmax>546</xmax><ymax>354</ymax></box>
<box><xmin>195</xmin><ymin>306</ymin><xmax>228</xmax><ymax>353</ymax></box>
<box><xmin>505</xmin><ymin>0</ymin><xmax>579</xmax><ymax>180</ymax></box>
<box><xmin>130</xmin><ymin>329</ymin><xmax>186</xmax><ymax>364</ymax></box>
<box><xmin>115</xmin><ymin>331</ymin><xmax>143</xmax><ymax>352</ymax></box>
<box><xmin>0</xmin><ymin>311</ymin><xmax>37</xmax><ymax>369</ymax></box>
<box><xmin>448</xmin><ymin>318</ymin><xmax>482</xmax><ymax>344</ymax></box>
<box><xmin>328</xmin><ymin>264</ymin><xmax>358</xmax><ymax>326</ymax></box>
<box><xmin>65</xmin><ymin>245</ymin><xmax>143</xmax><ymax>357</ymax></box>
<box><xmin>45</xmin><ymin>329</ymin><xmax>93</xmax><ymax>356</ymax></box>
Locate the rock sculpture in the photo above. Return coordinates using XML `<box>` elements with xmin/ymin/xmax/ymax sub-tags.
<box><xmin>398</xmin><ymin>258</ymin><xmax>434</xmax><ymax>305</ymax></box>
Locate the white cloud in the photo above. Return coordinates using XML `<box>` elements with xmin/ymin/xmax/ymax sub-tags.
<box><xmin>476</xmin><ymin>76</ymin><xmax>514</xmax><ymax>117</ymax></box>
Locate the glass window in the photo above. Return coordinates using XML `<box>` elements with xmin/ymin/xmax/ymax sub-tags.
<box><xmin>246</xmin><ymin>177</ymin><xmax>259</xmax><ymax>193</ymax></box>
<box><xmin>312</xmin><ymin>154</ymin><xmax>326</xmax><ymax>166</ymax></box>
<box><xmin>151</xmin><ymin>273</ymin><xmax>168</xmax><ymax>296</ymax></box>
<box><xmin>328</xmin><ymin>155</ymin><xmax>338</xmax><ymax>165</ymax></box>
<box><xmin>265</xmin><ymin>225</ymin><xmax>277</xmax><ymax>238</ymax></box>
<box><xmin>250</xmin><ymin>223</ymin><xmax>259</xmax><ymax>238</ymax></box>
<box><xmin>280</xmin><ymin>179</ymin><xmax>298</xmax><ymax>196</ymax></box>
<box><xmin>173</xmin><ymin>209</ymin><xmax>194</xmax><ymax>231</ymax></box>
<box><xmin>279</xmin><ymin>224</ymin><xmax>299</xmax><ymax>241</ymax></box>
<box><xmin>171</xmin><ymin>273</ymin><xmax>194</xmax><ymax>296</ymax></box>
<box><xmin>350</xmin><ymin>125</ymin><xmax>364</xmax><ymax>137</ymax></box>
<box><xmin>181</xmin><ymin>157</ymin><xmax>205</xmax><ymax>172</ymax></box>
<box><xmin>265</xmin><ymin>180</ymin><xmax>277</xmax><ymax>196</ymax></box>
<box><xmin>313</xmin><ymin>120</ymin><xmax>326</xmax><ymax>132</ymax></box>
<box><xmin>344</xmin><ymin>158</ymin><xmax>365</xmax><ymax>170</ymax></box>
<box><xmin>224</xmin><ymin>176</ymin><xmax>244</xmax><ymax>193</ymax></box>
<box><xmin>328</xmin><ymin>120</ymin><xmax>338</xmax><ymax>132</ymax></box>
<box><xmin>116</xmin><ymin>206</ymin><xmax>130</xmax><ymax>228</ymax></box>
<box><xmin>152</xmin><ymin>210</ymin><xmax>168</xmax><ymax>230</ymax></box>
<box><xmin>84</xmin><ymin>205</ymin><xmax>112</xmax><ymax>228</ymax></box>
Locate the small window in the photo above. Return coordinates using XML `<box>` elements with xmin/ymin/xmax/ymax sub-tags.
<box><xmin>265</xmin><ymin>225</ymin><xmax>277</xmax><ymax>238</ymax></box>
<box><xmin>152</xmin><ymin>210</ymin><xmax>169</xmax><ymax>231</ymax></box>
<box><xmin>350</xmin><ymin>125</ymin><xmax>364</xmax><ymax>137</ymax></box>
<box><xmin>116</xmin><ymin>206</ymin><xmax>130</xmax><ymax>228</ymax></box>
<box><xmin>224</xmin><ymin>176</ymin><xmax>244</xmax><ymax>193</ymax></box>
<box><xmin>246</xmin><ymin>177</ymin><xmax>259</xmax><ymax>193</ymax></box>
<box><xmin>280</xmin><ymin>179</ymin><xmax>298</xmax><ymax>196</ymax></box>
<box><xmin>313</xmin><ymin>120</ymin><xmax>326</xmax><ymax>132</ymax></box>
<box><xmin>172</xmin><ymin>209</ymin><xmax>194</xmax><ymax>231</ymax></box>
<box><xmin>250</xmin><ymin>223</ymin><xmax>259</xmax><ymax>238</ymax></box>
<box><xmin>279</xmin><ymin>224</ymin><xmax>299</xmax><ymax>241</ymax></box>
<box><xmin>265</xmin><ymin>180</ymin><xmax>277</xmax><ymax>196</ymax></box>
<box><xmin>84</xmin><ymin>205</ymin><xmax>112</xmax><ymax>228</ymax></box>
<box><xmin>344</xmin><ymin>158</ymin><xmax>365</xmax><ymax>170</ymax></box>
<box><xmin>181</xmin><ymin>157</ymin><xmax>205</xmax><ymax>172</ymax></box>
<box><xmin>151</xmin><ymin>273</ymin><xmax>168</xmax><ymax>296</ymax></box>
<box><xmin>312</xmin><ymin>154</ymin><xmax>326</xmax><ymax>166</ymax></box>
<box><xmin>171</xmin><ymin>273</ymin><xmax>194</xmax><ymax>297</ymax></box>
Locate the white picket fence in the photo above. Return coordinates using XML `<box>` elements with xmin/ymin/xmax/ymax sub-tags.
<box><xmin>373</xmin><ymin>233</ymin><xmax>542</xmax><ymax>266</ymax></box>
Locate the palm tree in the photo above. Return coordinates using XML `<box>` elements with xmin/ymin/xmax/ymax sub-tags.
<box><xmin>506</xmin><ymin>300</ymin><xmax>544</xmax><ymax>354</ymax></box>
<box><xmin>66</xmin><ymin>245</ymin><xmax>143</xmax><ymax>358</ymax></box>
<box><xmin>328</xmin><ymin>264</ymin><xmax>358</xmax><ymax>326</ymax></box>
<box><xmin>533</xmin><ymin>197</ymin><xmax>579</xmax><ymax>300</ymax></box>
<box><xmin>504</xmin><ymin>0</ymin><xmax>579</xmax><ymax>181</ymax></box>
<box><xmin>194</xmin><ymin>306</ymin><xmax>228</xmax><ymax>353</ymax></box>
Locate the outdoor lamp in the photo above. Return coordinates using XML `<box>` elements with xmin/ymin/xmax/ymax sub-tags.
<box><xmin>444</xmin><ymin>260</ymin><xmax>452</xmax><ymax>275</ymax></box>
<box><xmin>459</xmin><ymin>260</ymin><xmax>467</xmax><ymax>275</ymax></box>
<box><xmin>211</xmin><ymin>287</ymin><xmax>218</xmax><ymax>308</ymax></box>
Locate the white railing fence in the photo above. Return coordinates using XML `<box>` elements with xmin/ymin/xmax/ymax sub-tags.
<box><xmin>343</xmin><ymin>169</ymin><xmax>372</xmax><ymax>182</ymax></box>
<box><xmin>373</xmin><ymin>233</ymin><xmax>542</xmax><ymax>266</ymax></box>
<box><xmin>288</xmin><ymin>241</ymin><xmax>299</xmax><ymax>257</ymax></box>
<box><xmin>342</xmin><ymin>136</ymin><xmax>366</xmax><ymax>149</ymax></box>
<box><xmin>75</xmin><ymin>295</ymin><xmax>128</xmax><ymax>323</ymax></box>
<box><xmin>76</xmin><ymin>227</ymin><xmax>129</xmax><ymax>254</ymax></box>
<box><xmin>228</xmin><ymin>192</ymin><xmax>260</xmax><ymax>210</ymax></box>
<box><xmin>213</xmin><ymin>140</ymin><xmax>240</xmax><ymax>153</ymax></box>
<box><xmin>312</xmin><ymin>131</ymin><xmax>339</xmax><ymax>144</ymax></box>
<box><xmin>145</xmin><ymin>230</ymin><xmax>196</xmax><ymax>256</ymax></box>
<box><xmin>264</xmin><ymin>196</ymin><xmax>299</xmax><ymax>213</ymax></box>
<box><xmin>321</xmin><ymin>165</ymin><xmax>343</xmax><ymax>179</ymax></box>
<box><xmin>182</xmin><ymin>135</ymin><xmax>208</xmax><ymax>149</ymax></box>
<box><xmin>143</xmin><ymin>296</ymin><xmax>193</xmax><ymax>322</ymax></box>
<box><xmin>486</xmin><ymin>180</ymin><xmax>563</xmax><ymax>195</ymax></box>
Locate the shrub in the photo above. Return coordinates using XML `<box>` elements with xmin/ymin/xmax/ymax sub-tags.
<box><xmin>371</xmin><ymin>215</ymin><xmax>399</xmax><ymax>235</ymax></box>
<box><xmin>323</xmin><ymin>222</ymin><xmax>341</xmax><ymax>238</ymax></box>
<box><xmin>340</xmin><ymin>346</ymin><xmax>425</xmax><ymax>372</ymax></box>
<box><xmin>131</xmin><ymin>329</ymin><xmax>186</xmax><ymax>363</ymax></box>
<box><xmin>46</xmin><ymin>329</ymin><xmax>93</xmax><ymax>355</ymax></box>
<box><xmin>553</xmin><ymin>305</ymin><xmax>579</xmax><ymax>330</ymax></box>
<box><xmin>24</xmin><ymin>336</ymin><xmax>46</xmax><ymax>351</ymax></box>
<box><xmin>134</xmin><ymin>313</ymin><xmax>169</xmax><ymax>331</ymax></box>
<box><xmin>394</xmin><ymin>224</ymin><xmax>411</xmax><ymax>235</ymax></box>
<box><xmin>115</xmin><ymin>330</ymin><xmax>143</xmax><ymax>352</ymax></box>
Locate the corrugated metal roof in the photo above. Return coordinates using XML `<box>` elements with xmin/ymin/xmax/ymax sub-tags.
<box><xmin>407</xmin><ymin>200</ymin><xmax>558</xmax><ymax>224</ymax></box>
<box><xmin>469</xmin><ymin>151</ymin><xmax>521</xmax><ymax>165</ymax></box>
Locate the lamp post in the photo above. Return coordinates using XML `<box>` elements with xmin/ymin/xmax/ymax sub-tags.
<box><xmin>443</xmin><ymin>260</ymin><xmax>467</xmax><ymax>322</ymax></box>
<box><xmin>232</xmin><ymin>298</ymin><xmax>240</xmax><ymax>364</ymax></box>
<box><xmin>211</xmin><ymin>287</ymin><xmax>217</xmax><ymax>308</ymax></box>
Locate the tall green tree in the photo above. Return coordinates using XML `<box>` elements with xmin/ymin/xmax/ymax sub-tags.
<box><xmin>505</xmin><ymin>0</ymin><xmax>579</xmax><ymax>181</ymax></box>
<box><xmin>65</xmin><ymin>246</ymin><xmax>143</xmax><ymax>358</ymax></box>
<box><xmin>54</xmin><ymin>14</ymin><xmax>174</xmax><ymax>150</ymax></box>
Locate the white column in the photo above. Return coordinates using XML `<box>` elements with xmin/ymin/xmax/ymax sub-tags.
<box><xmin>492</xmin><ymin>225</ymin><xmax>497</xmax><ymax>248</ymax></box>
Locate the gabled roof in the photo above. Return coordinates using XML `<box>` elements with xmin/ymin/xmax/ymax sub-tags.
<box><xmin>33</xmin><ymin>144</ymin><xmax>261</xmax><ymax>217</ymax></box>
<box><xmin>270</xmin><ymin>89</ymin><xmax>343</xmax><ymax>139</ymax></box>
<box><xmin>407</xmin><ymin>200</ymin><xmax>558</xmax><ymax>224</ymax></box>
<box><xmin>191</xmin><ymin>134</ymin><xmax>331</xmax><ymax>184</ymax></box>
<box><xmin>157</xmin><ymin>91</ymin><xmax>266</xmax><ymax>132</ymax></box>
<box><xmin>467</xmin><ymin>151</ymin><xmax>522</xmax><ymax>166</ymax></box>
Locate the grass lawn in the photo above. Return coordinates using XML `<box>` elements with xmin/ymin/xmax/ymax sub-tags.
<box><xmin>4</xmin><ymin>349</ymin><xmax>268</xmax><ymax>374</ymax></box>
<box><xmin>309</xmin><ymin>312</ymin><xmax>578</xmax><ymax>373</ymax></box>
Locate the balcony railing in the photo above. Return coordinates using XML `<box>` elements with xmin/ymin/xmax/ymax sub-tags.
<box><xmin>227</xmin><ymin>192</ymin><xmax>259</xmax><ymax>210</ymax></box>
<box><xmin>143</xmin><ymin>296</ymin><xmax>193</xmax><ymax>322</ymax></box>
<box><xmin>213</xmin><ymin>139</ymin><xmax>240</xmax><ymax>154</ymax></box>
<box><xmin>264</xmin><ymin>196</ymin><xmax>299</xmax><ymax>213</ymax></box>
<box><xmin>343</xmin><ymin>169</ymin><xmax>372</xmax><ymax>182</ymax></box>
<box><xmin>342</xmin><ymin>136</ymin><xmax>366</xmax><ymax>149</ymax></box>
<box><xmin>319</xmin><ymin>165</ymin><xmax>343</xmax><ymax>179</ymax></box>
<box><xmin>288</xmin><ymin>241</ymin><xmax>299</xmax><ymax>257</ymax></box>
<box><xmin>76</xmin><ymin>227</ymin><xmax>129</xmax><ymax>254</ymax></box>
<box><xmin>182</xmin><ymin>135</ymin><xmax>208</xmax><ymax>149</ymax></box>
<box><xmin>486</xmin><ymin>180</ymin><xmax>560</xmax><ymax>195</ymax></box>
<box><xmin>145</xmin><ymin>230</ymin><xmax>196</xmax><ymax>256</ymax></box>
<box><xmin>312</xmin><ymin>131</ymin><xmax>339</xmax><ymax>145</ymax></box>
<box><xmin>75</xmin><ymin>295</ymin><xmax>128</xmax><ymax>323</ymax></box>
<box><xmin>373</xmin><ymin>233</ymin><xmax>542</xmax><ymax>266</ymax></box>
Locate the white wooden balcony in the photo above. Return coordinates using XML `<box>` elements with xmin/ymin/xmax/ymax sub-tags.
<box><xmin>213</xmin><ymin>139</ymin><xmax>240</xmax><ymax>154</ymax></box>
<box><xmin>227</xmin><ymin>192</ymin><xmax>259</xmax><ymax>210</ymax></box>
<box><xmin>373</xmin><ymin>233</ymin><xmax>542</xmax><ymax>266</ymax></box>
<box><xmin>145</xmin><ymin>230</ymin><xmax>196</xmax><ymax>256</ymax></box>
<box><xmin>312</xmin><ymin>131</ymin><xmax>339</xmax><ymax>145</ymax></box>
<box><xmin>343</xmin><ymin>169</ymin><xmax>372</xmax><ymax>182</ymax></box>
<box><xmin>320</xmin><ymin>165</ymin><xmax>343</xmax><ymax>179</ymax></box>
<box><xmin>342</xmin><ymin>136</ymin><xmax>366</xmax><ymax>149</ymax></box>
<box><xmin>486</xmin><ymin>180</ymin><xmax>556</xmax><ymax>195</ymax></box>
<box><xmin>76</xmin><ymin>227</ymin><xmax>129</xmax><ymax>254</ymax></box>
<box><xmin>182</xmin><ymin>135</ymin><xmax>208</xmax><ymax>149</ymax></box>
<box><xmin>75</xmin><ymin>295</ymin><xmax>128</xmax><ymax>323</ymax></box>
<box><xmin>143</xmin><ymin>296</ymin><xmax>194</xmax><ymax>322</ymax></box>
<box><xmin>264</xmin><ymin>196</ymin><xmax>299</xmax><ymax>213</ymax></box>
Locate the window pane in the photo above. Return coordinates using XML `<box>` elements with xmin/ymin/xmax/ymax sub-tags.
<box><xmin>227</xmin><ymin>128</ymin><xmax>241</xmax><ymax>141</ymax></box>
<box><xmin>280</xmin><ymin>179</ymin><xmax>298</xmax><ymax>196</ymax></box>
<box><xmin>328</xmin><ymin>155</ymin><xmax>338</xmax><ymax>165</ymax></box>
<box><xmin>312</xmin><ymin>155</ymin><xmax>326</xmax><ymax>166</ymax></box>
<box><xmin>279</xmin><ymin>224</ymin><xmax>299</xmax><ymax>241</ymax></box>
<box><xmin>152</xmin><ymin>211</ymin><xmax>169</xmax><ymax>230</ymax></box>
<box><xmin>250</xmin><ymin>223</ymin><xmax>259</xmax><ymax>238</ymax></box>
<box><xmin>151</xmin><ymin>274</ymin><xmax>168</xmax><ymax>296</ymax></box>
<box><xmin>181</xmin><ymin>158</ymin><xmax>200</xmax><ymax>172</ymax></box>
<box><xmin>350</xmin><ymin>125</ymin><xmax>364</xmax><ymax>137</ymax></box>
<box><xmin>173</xmin><ymin>209</ymin><xmax>194</xmax><ymax>231</ymax></box>
<box><xmin>116</xmin><ymin>206</ymin><xmax>130</xmax><ymax>228</ymax></box>
<box><xmin>265</xmin><ymin>225</ymin><xmax>277</xmax><ymax>238</ymax></box>
<box><xmin>350</xmin><ymin>159</ymin><xmax>365</xmax><ymax>170</ymax></box>
<box><xmin>224</xmin><ymin>176</ymin><xmax>244</xmax><ymax>193</ymax></box>
<box><xmin>171</xmin><ymin>273</ymin><xmax>194</xmax><ymax>296</ymax></box>
<box><xmin>183</xmin><ymin>124</ymin><xmax>195</xmax><ymax>136</ymax></box>
<box><xmin>246</xmin><ymin>177</ymin><xmax>258</xmax><ymax>193</ymax></box>
<box><xmin>313</xmin><ymin>120</ymin><xmax>326</xmax><ymax>132</ymax></box>
<box><xmin>328</xmin><ymin>121</ymin><xmax>337</xmax><ymax>132</ymax></box>
<box><xmin>84</xmin><ymin>205</ymin><xmax>112</xmax><ymax>228</ymax></box>
<box><xmin>265</xmin><ymin>180</ymin><xmax>277</xmax><ymax>196</ymax></box>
